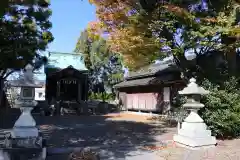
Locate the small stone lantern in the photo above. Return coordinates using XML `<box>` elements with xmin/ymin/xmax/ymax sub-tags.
<box><xmin>173</xmin><ymin>78</ymin><xmax>216</xmax><ymax>149</ymax></box>
<box><xmin>11</xmin><ymin>64</ymin><xmax>42</xmax><ymax>138</ymax></box>
<box><xmin>0</xmin><ymin>64</ymin><xmax>46</xmax><ymax>159</ymax></box>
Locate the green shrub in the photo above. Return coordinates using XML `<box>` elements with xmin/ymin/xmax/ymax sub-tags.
<box><xmin>171</xmin><ymin>94</ymin><xmax>188</xmax><ymax>122</ymax></box>
<box><xmin>200</xmin><ymin>77</ymin><xmax>240</xmax><ymax>139</ymax></box>
<box><xmin>88</xmin><ymin>92</ymin><xmax>115</xmax><ymax>102</ymax></box>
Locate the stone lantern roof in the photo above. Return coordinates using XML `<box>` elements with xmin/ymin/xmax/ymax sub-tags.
<box><xmin>10</xmin><ymin>64</ymin><xmax>43</xmax><ymax>88</ymax></box>
<box><xmin>178</xmin><ymin>78</ymin><xmax>209</xmax><ymax>95</ymax></box>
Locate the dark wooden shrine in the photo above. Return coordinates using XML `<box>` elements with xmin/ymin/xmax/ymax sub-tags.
<box><xmin>45</xmin><ymin>66</ymin><xmax>88</xmax><ymax>104</ymax></box>
<box><xmin>114</xmin><ymin>61</ymin><xmax>185</xmax><ymax>114</ymax></box>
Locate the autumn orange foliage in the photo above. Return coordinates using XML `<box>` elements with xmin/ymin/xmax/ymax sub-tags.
<box><xmin>88</xmin><ymin>0</ymin><xmax>226</xmax><ymax>69</ymax></box>
<box><xmin>87</xmin><ymin>0</ymin><xmax>163</xmax><ymax>69</ymax></box>
<box><xmin>86</xmin><ymin>21</ymin><xmax>104</xmax><ymax>40</ymax></box>
<box><xmin>88</xmin><ymin>0</ymin><xmax>137</xmax><ymax>31</ymax></box>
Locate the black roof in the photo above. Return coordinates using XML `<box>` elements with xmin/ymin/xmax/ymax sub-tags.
<box><xmin>126</xmin><ymin>62</ymin><xmax>179</xmax><ymax>80</ymax></box>
<box><xmin>114</xmin><ymin>61</ymin><xmax>182</xmax><ymax>89</ymax></box>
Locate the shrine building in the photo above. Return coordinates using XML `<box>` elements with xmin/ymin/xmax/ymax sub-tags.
<box><xmin>114</xmin><ymin>59</ymin><xmax>185</xmax><ymax>114</ymax></box>
<box><xmin>44</xmin><ymin>52</ymin><xmax>88</xmax><ymax>104</ymax></box>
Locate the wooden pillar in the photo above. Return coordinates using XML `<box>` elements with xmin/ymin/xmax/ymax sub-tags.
<box><xmin>55</xmin><ymin>81</ymin><xmax>61</xmax><ymax>115</ymax></box>
<box><xmin>163</xmin><ymin>87</ymin><xmax>171</xmax><ymax>114</ymax></box>
<box><xmin>56</xmin><ymin>81</ymin><xmax>60</xmax><ymax>101</ymax></box>
<box><xmin>77</xmin><ymin>80</ymin><xmax>81</xmax><ymax>102</ymax></box>
<box><xmin>45</xmin><ymin>77</ymin><xmax>49</xmax><ymax>104</ymax></box>
<box><xmin>82</xmin><ymin>73</ymin><xmax>88</xmax><ymax>101</ymax></box>
<box><xmin>85</xmin><ymin>73</ymin><xmax>88</xmax><ymax>101</ymax></box>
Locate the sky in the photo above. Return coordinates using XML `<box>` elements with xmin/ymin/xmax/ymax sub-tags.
<box><xmin>26</xmin><ymin>0</ymin><xmax>96</xmax><ymax>80</ymax></box>
<box><xmin>47</xmin><ymin>0</ymin><xmax>96</xmax><ymax>53</ymax></box>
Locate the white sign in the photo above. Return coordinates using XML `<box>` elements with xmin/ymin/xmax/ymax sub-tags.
<box><xmin>35</xmin><ymin>88</ymin><xmax>45</xmax><ymax>101</ymax></box>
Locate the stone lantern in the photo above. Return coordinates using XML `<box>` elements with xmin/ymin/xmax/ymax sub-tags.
<box><xmin>173</xmin><ymin>78</ymin><xmax>216</xmax><ymax>149</ymax></box>
<box><xmin>0</xmin><ymin>64</ymin><xmax>46</xmax><ymax>160</ymax></box>
<box><xmin>11</xmin><ymin>64</ymin><xmax>42</xmax><ymax>138</ymax></box>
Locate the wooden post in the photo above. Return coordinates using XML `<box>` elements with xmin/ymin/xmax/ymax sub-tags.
<box><xmin>77</xmin><ymin>80</ymin><xmax>81</xmax><ymax>102</ymax></box>
<box><xmin>85</xmin><ymin>73</ymin><xmax>88</xmax><ymax>101</ymax></box>
<box><xmin>56</xmin><ymin>81</ymin><xmax>61</xmax><ymax>115</ymax></box>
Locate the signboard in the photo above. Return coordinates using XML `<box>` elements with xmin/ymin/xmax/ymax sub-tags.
<box><xmin>60</xmin><ymin>79</ymin><xmax>77</xmax><ymax>85</ymax></box>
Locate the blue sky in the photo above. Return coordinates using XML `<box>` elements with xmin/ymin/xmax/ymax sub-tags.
<box><xmin>27</xmin><ymin>0</ymin><xmax>96</xmax><ymax>80</ymax></box>
<box><xmin>7</xmin><ymin>0</ymin><xmax>96</xmax><ymax>80</ymax></box>
<box><xmin>48</xmin><ymin>0</ymin><xmax>96</xmax><ymax>53</ymax></box>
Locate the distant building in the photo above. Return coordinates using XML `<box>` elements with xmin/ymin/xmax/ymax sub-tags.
<box><xmin>44</xmin><ymin>52</ymin><xmax>88</xmax><ymax>104</ymax></box>
<box><xmin>114</xmin><ymin>60</ymin><xmax>185</xmax><ymax>114</ymax></box>
<box><xmin>35</xmin><ymin>87</ymin><xmax>45</xmax><ymax>101</ymax></box>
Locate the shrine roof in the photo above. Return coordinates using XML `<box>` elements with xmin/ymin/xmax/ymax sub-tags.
<box><xmin>114</xmin><ymin>74</ymin><xmax>182</xmax><ymax>88</ymax></box>
<box><xmin>126</xmin><ymin>61</ymin><xmax>178</xmax><ymax>80</ymax></box>
<box><xmin>44</xmin><ymin>52</ymin><xmax>88</xmax><ymax>73</ymax></box>
<box><xmin>114</xmin><ymin>59</ymin><xmax>182</xmax><ymax>88</ymax></box>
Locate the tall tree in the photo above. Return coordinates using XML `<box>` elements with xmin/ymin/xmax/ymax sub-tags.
<box><xmin>75</xmin><ymin>29</ymin><xmax>124</xmax><ymax>93</ymax></box>
<box><xmin>89</xmin><ymin>0</ymin><xmax>240</xmax><ymax>80</ymax></box>
<box><xmin>88</xmin><ymin>0</ymin><xmax>166</xmax><ymax>70</ymax></box>
<box><xmin>145</xmin><ymin>0</ymin><xmax>240</xmax><ymax>81</ymax></box>
<box><xmin>0</xmin><ymin>0</ymin><xmax>53</xmax><ymax>104</ymax></box>
<box><xmin>0</xmin><ymin>0</ymin><xmax>53</xmax><ymax>78</ymax></box>
<box><xmin>75</xmin><ymin>30</ymin><xmax>92</xmax><ymax>69</ymax></box>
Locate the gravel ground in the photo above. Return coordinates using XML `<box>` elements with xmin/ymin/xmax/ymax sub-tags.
<box><xmin>1</xmin><ymin>112</ymin><xmax>240</xmax><ymax>159</ymax></box>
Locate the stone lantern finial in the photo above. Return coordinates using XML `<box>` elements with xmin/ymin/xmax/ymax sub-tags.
<box><xmin>25</xmin><ymin>64</ymin><xmax>33</xmax><ymax>71</ymax></box>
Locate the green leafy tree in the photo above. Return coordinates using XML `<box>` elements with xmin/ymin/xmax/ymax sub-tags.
<box><xmin>0</xmin><ymin>0</ymin><xmax>53</xmax><ymax>104</ymax></box>
<box><xmin>144</xmin><ymin>1</ymin><xmax>240</xmax><ymax>79</ymax></box>
<box><xmin>200</xmin><ymin>77</ymin><xmax>240</xmax><ymax>139</ymax></box>
<box><xmin>75</xmin><ymin>30</ymin><xmax>124</xmax><ymax>98</ymax></box>
<box><xmin>0</xmin><ymin>0</ymin><xmax>53</xmax><ymax>77</ymax></box>
<box><xmin>75</xmin><ymin>30</ymin><xmax>92</xmax><ymax>69</ymax></box>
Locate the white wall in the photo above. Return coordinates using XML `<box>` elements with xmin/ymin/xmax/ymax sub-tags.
<box><xmin>34</xmin><ymin>88</ymin><xmax>45</xmax><ymax>101</ymax></box>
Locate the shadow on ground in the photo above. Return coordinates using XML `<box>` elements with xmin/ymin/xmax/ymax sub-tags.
<box><xmin>0</xmin><ymin>111</ymin><xmax>172</xmax><ymax>160</ymax></box>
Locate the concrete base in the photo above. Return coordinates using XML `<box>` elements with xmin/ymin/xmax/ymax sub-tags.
<box><xmin>1</xmin><ymin>148</ymin><xmax>46</xmax><ymax>160</ymax></box>
<box><xmin>0</xmin><ymin>150</ymin><xmax>10</xmax><ymax>160</ymax></box>
<box><xmin>122</xmin><ymin>111</ymin><xmax>162</xmax><ymax>117</ymax></box>
<box><xmin>37</xmin><ymin>147</ymin><xmax>47</xmax><ymax>160</ymax></box>
<box><xmin>174</xmin><ymin>141</ymin><xmax>216</xmax><ymax>151</ymax></box>
<box><xmin>173</xmin><ymin>134</ymin><xmax>216</xmax><ymax>150</ymax></box>
<box><xmin>14</xmin><ymin>107</ymin><xmax>36</xmax><ymax>127</ymax></box>
<box><xmin>11</xmin><ymin>127</ymin><xmax>39</xmax><ymax>138</ymax></box>
<box><xmin>173</xmin><ymin>111</ymin><xmax>217</xmax><ymax>150</ymax></box>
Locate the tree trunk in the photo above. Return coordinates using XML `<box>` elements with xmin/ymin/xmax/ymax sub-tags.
<box><xmin>226</xmin><ymin>49</ymin><xmax>237</xmax><ymax>76</ymax></box>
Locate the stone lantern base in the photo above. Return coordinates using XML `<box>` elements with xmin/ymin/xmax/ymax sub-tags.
<box><xmin>11</xmin><ymin>107</ymin><xmax>39</xmax><ymax>138</ymax></box>
<box><xmin>173</xmin><ymin>112</ymin><xmax>217</xmax><ymax>149</ymax></box>
<box><xmin>12</xmin><ymin>127</ymin><xmax>39</xmax><ymax>138</ymax></box>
